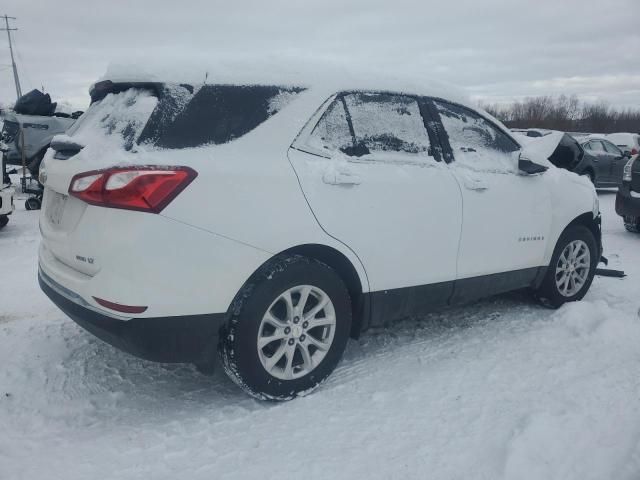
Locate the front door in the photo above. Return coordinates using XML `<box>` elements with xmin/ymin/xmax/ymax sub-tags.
<box><xmin>587</xmin><ymin>140</ymin><xmax>614</xmax><ymax>184</ymax></box>
<box><xmin>288</xmin><ymin>92</ymin><xmax>463</xmax><ymax>322</ymax></box>
<box><xmin>428</xmin><ymin>99</ymin><xmax>552</xmax><ymax>299</ymax></box>
<box><xmin>602</xmin><ymin>140</ymin><xmax>626</xmax><ymax>185</ymax></box>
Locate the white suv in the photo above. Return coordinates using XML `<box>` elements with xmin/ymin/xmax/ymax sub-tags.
<box><xmin>38</xmin><ymin>74</ymin><xmax>602</xmax><ymax>400</ymax></box>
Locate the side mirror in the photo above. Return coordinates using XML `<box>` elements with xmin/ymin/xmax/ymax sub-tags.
<box><xmin>519</xmin><ymin>155</ymin><xmax>548</xmax><ymax>175</ymax></box>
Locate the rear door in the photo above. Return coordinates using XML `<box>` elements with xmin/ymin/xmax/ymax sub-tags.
<box><xmin>289</xmin><ymin>92</ymin><xmax>463</xmax><ymax>318</ymax></box>
<box><xmin>427</xmin><ymin>98</ymin><xmax>552</xmax><ymax>295</ymax></box>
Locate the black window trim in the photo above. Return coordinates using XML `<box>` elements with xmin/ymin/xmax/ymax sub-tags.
<box><xmin>424</xmin><ymin>96</ymin><xmax>522</xmax><ymax>164</ymax></box>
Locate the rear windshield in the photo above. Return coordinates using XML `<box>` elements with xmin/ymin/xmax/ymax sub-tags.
<box><xmin>70</xmin><ymin>83</ymin><xmax>303</xmax><ymax>151</ymax></box>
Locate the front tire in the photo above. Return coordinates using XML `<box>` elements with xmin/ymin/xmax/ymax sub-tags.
<box><xmin>623</xmin><ymin>216</ymin><xmax>640</xmax><ymax>233</ymax></box>
<box><xmin>535</xmin><ymin>225</ymin><xmax>598</xmax><ymax>308</ymax></box>
<box><xmin>220</xmin><ymin>255</ymin><xmax>352</xmax><ymax>400</ymax></box>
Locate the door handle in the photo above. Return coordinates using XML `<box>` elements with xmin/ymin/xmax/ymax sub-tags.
<box><xmin>462</xmin><ymin>176</ymin><xmax>488</xmax><ymax>191</ymax></box>
<box><xmin>323</xmin><ymin>171</ymin><xmax>362</xmax><ymax>186</ymax></box>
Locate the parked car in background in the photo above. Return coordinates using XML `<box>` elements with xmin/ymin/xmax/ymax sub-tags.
<box><xmin>1</xmin><ymin>90</ymin><xmax>81</xmax><ymax>178</ymax></box>
<box><xmin>606</xmin><ymin>132</ymin><xmax>640</xmax><ymax>157</ymax></box>
<box><xmin>615</xmin><ymin>150</ymin><xmax>640</xmax><ymax>232</ymax></box>
<box><xmin>38</xmin><ymin>72</ymin><xmax>602</xmax><ymax>400</ymax></box>
<box><xmin>519</xmin><ymin>131</ymin><xmax>615</xmax><ymax>188</ymax></box>
<box><xmin>579</xmin><ymin>136</ymin><xmax>629</xmax><ymax>187</ymax></box>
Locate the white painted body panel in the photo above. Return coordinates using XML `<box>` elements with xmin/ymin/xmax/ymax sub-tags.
<box><xmin>39</xmin><ymin>191</ymin><xmax>271</xmax><ymax>318</ymax></box>
<box><xmin>451</xmin><ymin>162</ymin><xmax>552</xmax><ymax>278</ymax></box>
<box><xmin>289</xmin><ymin>148</ymin><xmax>462</xmax><ymax>291</ymax></box>
<box><xmin>37</xmin><ymin>84</ymin><xmax>598</xmax><ymax>323</ymax></box>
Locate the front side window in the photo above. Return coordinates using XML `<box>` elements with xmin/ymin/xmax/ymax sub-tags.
<box><xmin>432</xmin><ymin>99</ymin><xmax>519</xmax><ymax>171</ymax></box>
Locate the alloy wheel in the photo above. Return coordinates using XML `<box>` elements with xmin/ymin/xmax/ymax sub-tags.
<box><xmin>257</xmin><ymin>285</ymin><xmax>336</xmax><ymax>380</ymax></box>
<box><xmin>555</xmin><ymin>239</ymin><xmax>591</xmax><ymax>297</ymax></box>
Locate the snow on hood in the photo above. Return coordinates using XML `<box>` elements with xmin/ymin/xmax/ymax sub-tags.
<box><xmin>519</xmin><ymin>131</ymin><xmax>565</xmax><ymax>166</ymax></box>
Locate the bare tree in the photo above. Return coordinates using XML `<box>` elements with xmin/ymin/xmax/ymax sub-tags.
<box><xmin>479</xmin><ymin>96</ymin><xmax>640</xmax><ymax>134</ymax></box>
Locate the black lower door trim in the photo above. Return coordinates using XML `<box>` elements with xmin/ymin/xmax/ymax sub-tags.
<box><xmin>450</xmin><ymin>267</ymin><xmax>542</xmax><ymax>304</ymax></box>
<box><xmin>364</xmin><ymin>266</ymin><xmax>545</xmax><ymax>329</ymax></box>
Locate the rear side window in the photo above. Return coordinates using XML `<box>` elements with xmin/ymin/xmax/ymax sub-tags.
<box><xmin>305</xmin><ymin>92</ymin><xmax>432</xmax><ymax>160</ymax></box>
<box><xmin>140</xmin><ymin>84</ymin><xmax>303</xmax><ymax>149</ymax></box>
<box><xmin>307</xmin><ymin>99</ymin><xmax>353</xmax><ymax>153</ymax></box>
<box><xmin>344</xmin><ymin>93</ymin><xmax>430</xmax><ymax>155</ymax></box>
<box><xmin>590</xmin><ymin>140</ymin><xmax>605</xmax><ymax>152</ymax></box>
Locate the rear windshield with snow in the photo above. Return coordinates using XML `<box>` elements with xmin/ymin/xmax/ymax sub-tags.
<box><xmin>70</xmin><ymin>84</ymin><xmax>303</xmax><ymax>151</ymax></box>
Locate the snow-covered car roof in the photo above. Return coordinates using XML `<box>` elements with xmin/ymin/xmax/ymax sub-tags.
<box><xmin>84</xmin><ymin>59</ymin><xmax>523</xmax><ymax>157</ymax></box>
<box><xmin>606</xmin><ymin>132</ymin><xmax>640</xmax><ymax>148</ymax></box>
<box><xmin>95</xmin><ymin>59</ymin><xmax>475</xmax><ymax>110</ymax></box>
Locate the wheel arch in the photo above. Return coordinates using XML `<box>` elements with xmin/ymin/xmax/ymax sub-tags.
<box><xmin>278</xmin><ymin>244</ymin><xmax>368</xmax><ymax>338</ymax></box>
<box><xmin>553</xmin><ymin>211</ymin><xmax>602</xmax><ymax>263</ymax></box>
<box><xmin>566</xmin><ymin>212</ymin><xmax>601</xmax><ymax>242</ymax></box>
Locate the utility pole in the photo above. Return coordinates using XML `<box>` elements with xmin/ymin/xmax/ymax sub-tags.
<box><xmin>0</xmin><ymin>15</ymin><xmax>22</xmax><ymax>101</ymax></box>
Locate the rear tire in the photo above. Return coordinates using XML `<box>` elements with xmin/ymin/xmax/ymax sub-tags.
<box><xmin>623</xmin><ymin>216</ymin><xmax>640</xmax><ymax>233</ymax></box>
<box><xmin>0</xmin><ymin>215</ymin><xmax>8</xmax><ymax>229</ymax></box>
<box><xmin>535</xmin><ymin>225</ymin><xmax>598</xmax><ymax>308</ymax></box>
<box><xmin>219</xmin><ymin>255</ymin><xmax>352</xmax><ymax>400</ymax></box>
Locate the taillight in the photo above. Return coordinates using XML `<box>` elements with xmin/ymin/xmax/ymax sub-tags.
<box><xmin>68</xmin><ymin>166</ymin><xmax>197</xmax><ymax>213</ymax></box>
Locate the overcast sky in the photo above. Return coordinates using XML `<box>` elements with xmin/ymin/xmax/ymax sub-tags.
<box><xmin>1</xmin><ymin>0</ymin><xmax>639</xmax><ymax>110</ymax></box>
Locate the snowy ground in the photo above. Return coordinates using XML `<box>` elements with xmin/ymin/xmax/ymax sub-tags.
<box><xmin>1</xmin><ymin>189</ymin><xmax>639</xmax><ymax>480</ymax></box>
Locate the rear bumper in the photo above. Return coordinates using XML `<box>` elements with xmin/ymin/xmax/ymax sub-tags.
<box><xmin>39</xmin><ymin>269</ymin><xmax>227</xmax><ymax>364</ymax></box>
<box><xmin>615</xmin><ymin>184</ymin><xmax>640</xmax><ymax>218</ymax></box>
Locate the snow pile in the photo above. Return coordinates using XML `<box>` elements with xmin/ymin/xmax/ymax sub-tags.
<box><xmin>1</xmin><ymin>191</ymin><xmax>639</xmax><ymax>480</ymax></box>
